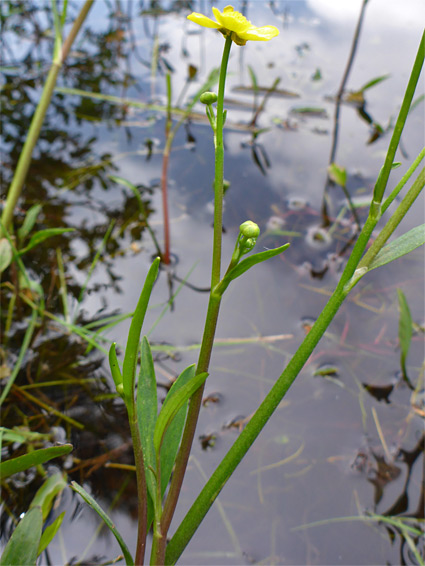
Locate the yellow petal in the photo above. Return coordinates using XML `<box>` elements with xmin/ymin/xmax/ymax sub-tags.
<box><xmin>213</xmin><ymin>5</ymin><xmax>252</xmax><ymax>34</ymax></box>
<box><xmin>187</xmin><ymin>12</ymin><xmax>221</xmax><ymax>29</ymax></box>
<box><xmin>239</xmin><ymin>25</ymin><xmax>280</xmax><ymax>41</ymax></box>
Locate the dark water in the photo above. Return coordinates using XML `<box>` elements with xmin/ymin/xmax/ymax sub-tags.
<box><xmin>1</xmin><ymin>1</ymin><xmax>424</xmax><ymax>564</ymax></box>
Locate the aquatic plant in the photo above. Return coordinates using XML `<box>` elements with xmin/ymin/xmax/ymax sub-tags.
<box><xmin>1</xmin><ymin>4</ymin><xmax>424</xmax><ymax>566</ymax></box>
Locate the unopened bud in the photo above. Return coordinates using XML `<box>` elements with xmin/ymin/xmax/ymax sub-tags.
<box><xmin>200</xmin><ymin>91</ymin><xmax>218</xmax><ymax>105</ymax></box>
<box><xmin>239</xmin><ymin>221</ymin><xmax>260</xmax><ymax>239</ymax></box>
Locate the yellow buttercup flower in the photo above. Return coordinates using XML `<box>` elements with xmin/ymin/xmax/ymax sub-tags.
<box><xmin>187</xmin><ymin>5</ymin><xmax>279</xmax><ymax>46</ymax></box>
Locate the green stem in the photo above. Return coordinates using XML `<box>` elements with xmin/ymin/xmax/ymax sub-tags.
<box><xmin>357</xmin><ymin>167</ymin><xmax>425</xmax><ymax>273</ymax></box>
<box><xmin>0</xmin><ymin>0</ymin><xmax>94</xmax><ymax>236</ymax></box>
<box><xmin>381</xmin><ymin>147</ymin><xmax>424</xmax><ymax>214</ymax></box>
<box><xmin>372</xmin><ymin>29</ymin><xmax>424</xmax><ymax>206</ymax></box>
<box><xmin>158</xmin><ymin>36</ymin><xmax>233</xmax><ymax>554</ymax></box>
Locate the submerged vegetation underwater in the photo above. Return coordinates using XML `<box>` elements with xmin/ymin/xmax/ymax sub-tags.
<box><xmin>1</xmin><ymin>1</ymin><xmax>424</xmax><ymax>564</ymax></box>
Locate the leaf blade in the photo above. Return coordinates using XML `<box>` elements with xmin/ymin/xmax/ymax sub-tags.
<box><xmin>368</xmin><ymin>224</ymin><xmax>425</xmax><ymax>271</ymax></box>
<box><xmin>122</xmin><ymin>257</ymin><xmax>160</xmax><ymax>401</ymax></box>
<box><xmin>70</xmin><ymin>481</ymin><xmax>134</xmax><ymax>565</ymax></box>
<box><xmin>0</xmin><ymin>506</ymin><xmax>43</xmax><ymax>566</ymax></box>
<box><xmin>153</xmin><ymin>372</ymin><xmax>208</xmax><ymax>455</ymax></box>
<box><xmin>0</xmin><ymin>444</ymin><xmax>73</xmax><ymax>480</ymax></box>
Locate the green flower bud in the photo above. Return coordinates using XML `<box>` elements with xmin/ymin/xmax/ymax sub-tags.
<box><xmin>239</xmin><ymin>221</ymin><xmax>260</xmax><ymax>239</ymax></box>
<box><xmin>200</xmin><ymin>91</ymin><xmax>218</xmax><ymax>105</ymax></box>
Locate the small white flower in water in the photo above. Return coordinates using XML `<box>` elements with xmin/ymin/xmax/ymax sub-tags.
<box><xmin>305</xmin><ymin>225</ymin><xmax>332</xmax><ymax>249</ymax></box>
<box><xmin>266</xmin><ymin>215</ymin><xmax>286</xmax><ymax>231</ymax></box>
<box><xmin>287</xmin><ymin>195</ymin><xmax>307</xmax><ymax>211</ymax></box>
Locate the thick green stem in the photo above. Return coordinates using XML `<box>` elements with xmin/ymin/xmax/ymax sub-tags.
<box><xmin>158</xmin><ymin>37</ymin><xmax>233</xmax><ymax>555</ymax></box>
<box><xmin>0</xmin><ymin>0</ymin><xmax>94</xmax><ymax>236</ymax></box>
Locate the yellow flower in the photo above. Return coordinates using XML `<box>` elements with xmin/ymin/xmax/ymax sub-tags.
<box><xmin>187</xmin><ymin>5</ymin><xmax>279</xmax><ymax>46</ymax></box>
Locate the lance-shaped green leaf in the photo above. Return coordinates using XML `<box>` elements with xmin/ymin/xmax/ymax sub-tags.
<box><xmin>30</xmin><ymin>472</ymin><xmax>67</xmax><ymax>521</ymax></box>
<box><xmin>328</xmin><ymin>163</ymin><xmax>347</xmax><ymax>187</ymax></box>
<box><xmin>0</xmin><ymin>238</ymin><xmax>13</xmax><ymax>272</ymax></box>
<box><xmin>109</xmin><ymin>342</ymin><xmax>123</xmax><ymax>396</ymax></box>
<box><xmin>160</xmin><ymin>365</ymin><xmax>196</xmax><ymax>495</ymax></box>
<box><xmin>0</xmin><ymin>444</ymin><xmax>73</xmax><ymax>480</ymax></box>
<box><xmin>153</xmin><ymin>372</ymin><xmax>208</xmax><ymax>455</ymax></box>
<box><xmin>0</xmin><ymin>506</ymin><xmax>43</xmax><ymax>566</ymax></box>
<box><xmin>38</xmin><ymin>511</ymin><xmax>65</xmax><ymax>556</ymax></box>
<box><xmin>122</xmin><ymin>257</ymin><xmax>160</xmax><ymax>401</ymax></box>
<box><xmin>136</xmin><ymin>337</ymin><xmax>158</xmax><ymax>509</ymax></box>
<box><xmin>397</xmin><ymin>289</ymin><xmax>413</xmax><ymax>381</ymax></box>
<box><xmin>70</xmin><ymin>481</ymin><xmax>134</xmax><ymax>566</ymax></box>
<box><xmin>17</xmin><ymin>204</ymin><xmax>42</xmax><ymax>242</ymax></box>
<box><xmin>216</xmin><ymin>244</ymin><xmax>290</xmax><ymax>295</ymax></box>
<box><xmin>18</xmin><ymin>228</ymin><xmax>75</xmax><ymax>255</ymax></box>
<box><xmin>368</xmin><ymin>224</ymin><xmax>425</xmax><ymax>271</ymax></box>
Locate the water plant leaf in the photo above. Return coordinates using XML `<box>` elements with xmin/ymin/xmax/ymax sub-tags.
<box><xmin>30</xmin><ymin>472</ymin><xmax>67</xmax><ymax>520</ymax></box>
<box><xmin>136</xmin><ymin>337</ymin><xmax>158</xmax><ymax>506</ymax></box>
<box><xmin>153</xmin><ymin>372</ymin><xmax>208</xmax><ymax>454</ymax></box>
<box><xmin>17</xmin><ymin>204</ymin><xmax>42</xmax><ymax>242</ymax></box>
<box><xmin>367</xmin><ymin>224</ymin><xmax>425</xmax><ymax>271</ymax></box>
<box><xmin>397</xmin><ymin>289</ymin><xmax>413</xmax><ymax>380</ymax></box>
<box><xmin>122</xmin><ymin>257</ymin><xmax>160</xmax><ymax>401</ymax></box>
<box><xmin>160</xmin><ymin>365</ymin><xmax>196</xmax><ymax>495</ymax></box>
<box><xmin>0</xmin><ymin>238</ymin><xmax>13</xmax><ymax>272</ymax></box>
<box><xmin>18</xmin><ymin>228</ymin><xmax>75</xmax><ymax>255</ymax></box>
<box><xmin>328</xmin><ymin>163</ymin><xmax>347</xmax><ymax>187</ymax></box>
<box><xmin>37</xmin><ymin>511</ymin><xmax>65</xmax><ymax>556</ymax></box>
<box><xmin>358</xmin><ymin>74</ymin><xmax>390</xmax><ymax>92</ymax></box>
<box><xmin>0</xmin><ymin>427</ymin><xmax>48</xmax><ymax>446</ymax></box>
<box><xmin>109</xmin><ymin>342</ymin><xmax>123</xmax><ymax>393</ymax></box>
<box><xmin>0</xmin><ymin>506</ymin><xmax>43</xmax><ymax>566</ymax></box>
<box><xmin>70</xmin><ymin>481</ymin><xmax>134</xmax><ymax>565</ymax></box>
<box><xmin>0</xmin><ymin>444</ymin><xmax>73</xmax><ymax>480</ymax></box>
<box><xmin>218</xmin><ymin>244</ymin><xmax>290</xmax><ymax>294</ymax></box>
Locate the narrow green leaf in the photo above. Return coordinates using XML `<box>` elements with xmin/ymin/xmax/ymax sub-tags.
<box><xmin>37</xmin><ymin>511</ymin><xmax>65</xmax><ymax>556</ymax></box>
<box><xmin>30</xmin><ymin>472</ymin><xmax>67</xmax><ymax>521</ymax></box>
<box><xmin>109</xmin><ymin>342</ymin><xmax>123</xmax><ymax>393</ymax></box>
<box><xmin>0</xmin><ymin>238</ymin><xmax>13</xmax><ymax>272</ymax></box>
<box><xmin>17</xmin><ymin>204</ymin><xmax>42</xmax><ymax>242</ymax></box>
<box><xmin>368</xmin><ymin>224</ymin><xmax>425</xmax><ymax>271</ymax></box>
<box><xmin>328</xmin><ymin>163</ymin><xmax>347</xmax><ymax>187</ymax></box>
<box><xmin>248</xmin><ymin>65</ymin><xmax>258</xmax><ymax>91</ymax></box>
<box><xmin>153</xmin><ymin>372</ymin><xmax>208</xmax><ymax>454</ymax></box>
<box><xmin>160</xmin><ymin>365</ymin><xmax>195</xmax><ymax>494</ymax></box>
<box><xmin>0</xmin><ymin>444</ymin><xmax>73</xmax><ymax>480</ymax></box>
<box><xmin>122</xmin><ymin>257</ymin><xmax>160</xmax><ymax>400</ymax></box>
<box><xmin>397</xmin><ymin>289</ymin><xmax>413</xmax><ymax>380</ymax></box>
<box><xmin>219</xmin><ymin>244</ymin><xmax>290</xmax><ymax>294</ymax></box>
<box><xmin>70</xmin><ymin>481</ymin><xmax>134</xmax><ymax>565</ymax></box>
<box><xmin>0</xmin><ymin>506</ymin><xmax>43</xmax><ymax>566</ymax></box>
<box><xmin>136</xmin><ymin>337</ymin><xmax>158</xmax><ymax>507</ymax></box>
<box><xmin>359</xmin><ymin>74</ymin><xmax>390</xmax><ymax>92</ymax></box>
<box><xmin>18</xmin><ymin>228</ymin><xmax>74</xmax><ymax>255</ymax></box>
